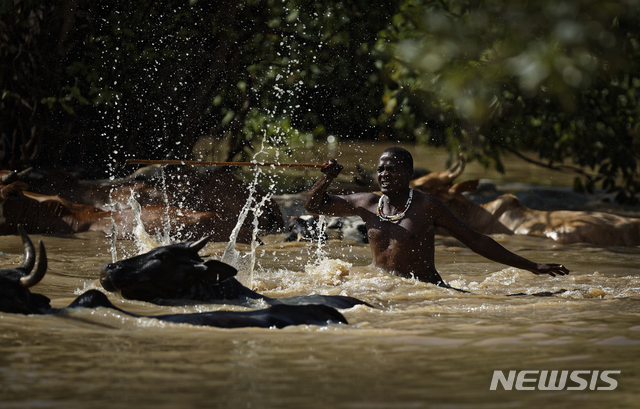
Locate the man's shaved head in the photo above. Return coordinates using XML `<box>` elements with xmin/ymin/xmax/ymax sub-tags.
<box><xmin>381</xmin><ymin>147</ymin><xmax>413</xmax><ymax>172</ymax></box>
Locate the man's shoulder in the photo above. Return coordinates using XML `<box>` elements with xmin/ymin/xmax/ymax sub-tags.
<box><xmin>345</xmin><ymin>191</ymin><xmax>380</xmax><ymax>201</ymax></box>
<box><xmin>340</xmin><ymin>191</ymin><xmax>379</xmax><ymax>207</ymax></box>
<box><xmin>412</xmin><ymin>190</ymin><xmax>447</xmax><ymax>208</ymax></box>
<box><xmin>412</xmin><ymin>189</ymin><xmax>442</xmax><ymax>201</ymax></box>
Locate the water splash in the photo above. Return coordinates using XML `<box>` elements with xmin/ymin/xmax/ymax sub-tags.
<box><xmin>108</xmin><ymin>214</ymin><xmax>119</xmax><ymax>263</ymax></box>
<box><xmin>107</xmin><ymin>186</ymin><xmax>120</xmax><ymax>263</ymax></box>
<box><xmin>128</xmin><ymin>195</ymin><xmax>162</xmax><ymax>254</ymax></box>
<box><xmin>156</xmin><ymin>166</ymin><xmax>173</xmax><ymax>245</ymax></box>
<box><xmin>99</xmin><ymin>6</ymin><xmax>323</xmax><ymax>274</ymax></box>
<box><xmin>244</xmin><ymin>182</ymin><xmax>278</xmax><ymax>288</ymax></box>
<box><xmin>220</xmin><ymin>177</ymin><xmax>259</xmax><ymax>287</ymax></box>
<box><xmin>312</xmin><ymin>214</ymin><xmax>329</xmax><ymax>264</ymax></box>
<box><xmin>219</xmin><ymin>163</ymin><xmax>281</xmax><ymax>288</ymax></box>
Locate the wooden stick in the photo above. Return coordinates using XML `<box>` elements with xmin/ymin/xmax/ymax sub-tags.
<box><xmin>125</xmin><ymin>159</ymin><xmax>324</xmax><ymax>168</ymax></box>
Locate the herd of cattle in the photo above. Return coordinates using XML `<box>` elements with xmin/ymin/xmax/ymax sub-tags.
<box><xmin>2</xmin><ymin>158</ymin><xmax>640</xmax><ymax>247</ymax></box>
<box><xmin>408</xmin><ymin>156</ymin><xmax>640</xmax><ymax>246</ymax></box>
<box><xmin>0</xmin><ymin>166</ymin><xmax>283</xmax><ymax>243</ymax></box>
<box><xmin>2</xmin><ymin>158</ymin><xmax>640</xmax><ymax>328</ymax></box>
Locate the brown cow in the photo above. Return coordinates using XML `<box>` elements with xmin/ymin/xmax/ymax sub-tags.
<box><xmin>3</xmin><ymin>167</ymin><xmax>284</xmax><ymax>234</ymax></box>
<box><xmin>0</xmin><ymin>182</ymin><xmax>254</xmax><ymax>243</ymax></box>
<box><xmin>409</xmin><ymin>156</ymin><xmax>640</xmax><ymax>246</ymax></box>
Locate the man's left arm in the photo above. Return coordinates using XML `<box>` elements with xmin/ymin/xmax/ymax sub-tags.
<box><xmin>433</xmin><ymin>199</ymin><xmax>569</xmax><ymax>277</ymax></box>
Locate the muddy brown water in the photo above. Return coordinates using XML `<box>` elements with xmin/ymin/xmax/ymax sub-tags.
<box><xmin>1</xmin><ymin>143</ymin><xmax>639</xmax><ymax>408</ymax></box>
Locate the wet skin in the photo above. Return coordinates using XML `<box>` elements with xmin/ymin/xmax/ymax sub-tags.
<box><xmin>304</xmin><ymin>152</ymin><xmax>569</xmax><ymax>284</ymax></box>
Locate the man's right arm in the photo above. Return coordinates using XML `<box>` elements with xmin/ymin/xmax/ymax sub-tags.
<box><xmin>304</xmin><ymin>159</ymin><xmax>359</xmax><ymax>217</ymax></box>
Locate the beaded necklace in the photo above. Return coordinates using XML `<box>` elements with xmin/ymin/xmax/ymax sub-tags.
<box><xmin>377</xmin><ymin>190</ymin><xmax>413</xmax><ymax>223</ymax></box>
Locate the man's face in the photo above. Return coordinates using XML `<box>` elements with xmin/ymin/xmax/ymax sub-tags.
<box><xmin>376</xmin><ymin>153</ymin><xmax>413</xmax><ymax>195</ymax></box>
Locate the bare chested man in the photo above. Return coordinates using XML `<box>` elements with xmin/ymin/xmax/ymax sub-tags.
<box><xmin>305</xmin><ymin>146</ymin><xmax>569</xmax><ymax>286</ymax></box>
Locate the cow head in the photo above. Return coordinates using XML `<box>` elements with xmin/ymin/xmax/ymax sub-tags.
<box><xmin>328</xmin><ymin>216</ymin><xmax>369</xmax><ymax>243</ymax></box>
<box><xmin>409</xmin><ymin>154</ymin><xmax>479</xmax><ymax>204</ymax></box>
<box><xmin>284</xmin><ymin>215</ymin><xmax>328</xmax><ymax>243</ymax></box>
<box><xmin>284</xmin><ymin>215</ymin><xmax>368</xmax><ymax>244</ymax></box>
<box><xmin>409</xmin><ymin>154</ymin><xmax>465</xmax><ymax>195</ymax></box>
<box><xmin>100</xmin><ymin>236</ymin><xmax>249</xmax><ymax>303</ymax></box>
<box><xmin>0</xmin><ymin>225</ymin><xmax>51</xmax><ymax>314</ymax></box>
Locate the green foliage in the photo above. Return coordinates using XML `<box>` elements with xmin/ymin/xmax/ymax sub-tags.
<box><xmin>1</xmin><ymin>0</ymin><xmax>638</xmax><ymax>202</ymax></box>
<box><xmin>1</xmin><ymin>0</ymin><xmax>397</xmax><ymax>176</ymax></box>
<box><xmin>377</xmin><ymin>0</ymin><xmax>640</xmax><ymax>202</ymax></box>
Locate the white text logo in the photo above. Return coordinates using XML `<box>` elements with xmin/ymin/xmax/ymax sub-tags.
<box><xmin>490</xmin><ymin>370</ymin><xmax>620</xmax><ymax>391</ymax></box>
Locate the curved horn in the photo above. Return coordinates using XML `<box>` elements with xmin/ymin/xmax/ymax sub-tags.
<box><xmin>17</xmin><ymin>224</ymin><xmax>36</xmax><ymax>271</ymax></box>
<box><xmin>1</xmin><ymin>168</ymin><xmax>32</xmax><ymax>184</ymax></box>
<box><xmin>1</xmin><ymin>170</ymin><xmax>17</xmax><ymax>184</ymax></box>
<box><xmin>188</xmin><ymin>235</ymin><xmax>212</xmax><ymax>252</ymax></box>
<box><xmin>17</xmin><ymin>167</ymin><xmax>33</xmax><ymax>179</ymax></box>
<box><xmin>447</xmin><ymin>153</ymin><xmax>466</xmax><ymax>180</ymax></box>
<box><xmin>20</xmin><ymin>240</ymin><xmax>47</xmax><ymax>288</ymax></box>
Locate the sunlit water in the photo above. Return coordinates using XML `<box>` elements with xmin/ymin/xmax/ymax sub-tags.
<box><xmin>2</xmin><ymin>143</ymin><xmax>640</xmax><ymax>408</ymax></box>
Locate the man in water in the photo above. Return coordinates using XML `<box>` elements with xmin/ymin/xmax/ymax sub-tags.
<box><xmin>304</xmin><ymin>146</ymin><xmax>569</xmax><ymax>285</ymax></box>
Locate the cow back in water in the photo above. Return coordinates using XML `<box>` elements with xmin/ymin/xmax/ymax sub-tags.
<box><xmin>409</xmin><ymin>155</ymin><xmax>640</xmax><ymax>246</ymax></box>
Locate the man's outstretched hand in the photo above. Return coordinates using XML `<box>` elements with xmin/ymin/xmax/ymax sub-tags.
<box><xmin>531</xmin><ymin>263</ymin><xmax>570</xmax><ymax>277</ymax></box>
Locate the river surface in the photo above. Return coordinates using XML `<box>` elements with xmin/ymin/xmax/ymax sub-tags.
<box><xmin>1</xmin><ymin>142</ymin><xmax>639</xmax><ymax>408</ymax></box>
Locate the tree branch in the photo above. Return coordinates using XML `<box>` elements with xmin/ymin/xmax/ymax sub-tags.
<box><xmin>497</xmin><ymin>143</ymin><xmax>596</xmax><ymax>179</ymax></box>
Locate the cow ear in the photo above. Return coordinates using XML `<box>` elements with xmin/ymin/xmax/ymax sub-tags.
<box><xmin>196</xmin><ymin>259</ymin><xmax>238</xmax><ymax>284</ymax></box>
<box><xmin>451</xmin><ymin>179</ymin><xmax>479</xmax><ymax>194</ymax></box>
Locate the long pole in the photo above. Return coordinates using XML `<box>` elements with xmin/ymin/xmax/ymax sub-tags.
<box><xmin>125</xmin><ymin>159</ymin><xmax>324</xmax><ymax>168</ymax></box>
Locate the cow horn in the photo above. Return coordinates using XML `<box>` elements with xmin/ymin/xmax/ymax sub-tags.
<box><xmin>17</xmin><ymin>225</ymin><xmax>35</xmax><ymax>271</ymax></box>
<box><xmin>1</xmin><ymin>168</ymin><xmax>32</xmax><ymax>184</ymax></box>
<box><xmin>17</xmin><ymin>167</ymin><xmax>33</xmax><ymax>179</ymax></box>
<box><xmin>189</xmin><ymin>235</ymin><xmax>212</xmax><ymax>252</ymax></box>
<box><xmin>20</xmin><ymin>240</ymin><xmax>47</xmax><ymax>289</ymax></box>
<box><xmin>447</xmin><ymin>153</ymin><xmax>466</xmax><ymax>180</ymax></box>
<box><xmin>1</xmin><ymin>170</ymin><xmax>17</xmax><ymax>184</ymax></box>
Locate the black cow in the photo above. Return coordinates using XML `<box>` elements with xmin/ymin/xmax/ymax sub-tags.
<box><xmin>1</xmin><ymin>226</ymin><xmax>348</xmax><ymax>328</ymax></box>
<box><xmin>327</xmin><ymin>216</ymin><xmax>369</xmax><ymax>244</ymax></box>
<box><xmin>0</xmin><ymin>225</ymin><xmax>50</xmax><ymax>314</ymax></box>
<box><xmin>100</xmin><ymin>235</ymin><xmax>372</xmax><ymax>309</ymax></box>
<box><xmin>285</xmin><ymin>215</ymin><xmax>368</xmax><ymax>244</ymax></box>
<box><xmin>284</xmin><ymin>215</ymin><xmax>328</xmax><ymax>243</ymax></box>
<box><xmin>69</xmin><ymin>290</ymin><xmax>349</xmax><ymax>329</ymax></box>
